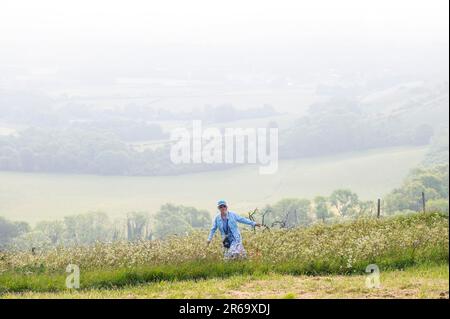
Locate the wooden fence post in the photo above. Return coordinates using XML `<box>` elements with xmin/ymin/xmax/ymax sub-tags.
<box><xmin>377</xmin><ymin>198</ymin><xmax>381</xmax><ymax>218</ymax></box>
<box><xmin>422</xmin><ymin>192</ymin><xmax>426</xmax><ymax>213</ymax></box>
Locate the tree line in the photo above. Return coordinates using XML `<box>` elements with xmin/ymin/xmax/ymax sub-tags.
<box><xmin>0</xmin><ymin>205</ymin><xmax>211</xmax><ymax>251</ymax></box>
<box><xmin>0</xmin><ymin>101</ymin><xmax>438</xmax><ymax>176</ymax></box>
<box><xmin>279</xmin><ymin>98</ymin><xmax>435</xmax><ymax>159</ymax></box>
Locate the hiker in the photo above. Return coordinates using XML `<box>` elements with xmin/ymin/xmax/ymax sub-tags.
<box><xmin>207</xmin><ymin>200</ymin><xmax>261</xmax><ymax>259</ymax></box>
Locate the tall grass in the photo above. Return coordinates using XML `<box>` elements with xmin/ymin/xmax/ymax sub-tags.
<box><xmin>0</xmin><ymin>212</ymin><xmax>448</xmax><ymax>293</ymax></box>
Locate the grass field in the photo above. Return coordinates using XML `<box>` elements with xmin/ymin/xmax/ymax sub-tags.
<box><xmin>0</xmin><ymin>212</ymin><xmax>447</xmax><ymax>300</ymax></box>
<box><xmin>0</xmin><ymin>146</ymin><xmax>427</xmax><ymax>223</ymax></box>
<box><xmin>3</xmin><ymin>264</ymin><xmax>448</xmax><ymax>299</ymax></box>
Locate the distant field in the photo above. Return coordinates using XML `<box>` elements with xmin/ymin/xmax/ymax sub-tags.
<box><xmin>0</xmin><ymin>146</ymin><xmax>427</xmax><ymax>223</ymax></box>
<box><xmin>131</xmin><ymin>114</ymin><xmax>297</xmax><ymax>152</ymax></box>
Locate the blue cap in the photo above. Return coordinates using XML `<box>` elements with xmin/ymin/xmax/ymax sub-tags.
<box><xmin>217</xmin><ymin>200</ymin><xmax>227</xmax><ymax>207</ymax></box>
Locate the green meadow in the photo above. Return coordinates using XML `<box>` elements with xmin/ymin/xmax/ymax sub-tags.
<box><xmin>0</xmin><ymin>146</ymin><xmax>427</xmax><ymax>223</ymax></box>
<box><xmin>0</xmin><ymin>212</ymin><xmax>448</xmax><ymax>298</ymax></box>
<box><xmin>4</xmin><ymin>264</ymin><xmax>448</xmax><ymax>299</ymax></box>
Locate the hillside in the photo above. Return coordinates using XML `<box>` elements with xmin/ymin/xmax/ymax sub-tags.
<box><xmin>0</xmin><ymin>146</ymin><xmax>427</xmax><ymax>223</ymax></box>
<box><xmin>0</xmin><ymin>212</ymin><xmax>447</xmax><ymax>296</ymax></box>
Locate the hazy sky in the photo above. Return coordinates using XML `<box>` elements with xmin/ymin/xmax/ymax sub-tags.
<box><xmin>1</xmin><ymin>0</ymin><xmax>448</xmax><ymax>43</ymax></box>
<box><xmin>1</xmin><ymin>0</ymin><xmax>448</xmax><ymax>55</ymax></box>
<box><xmin>0</xmin><ymin>0</ymin><xmax>448</xmax><ymax>95</ymax></box>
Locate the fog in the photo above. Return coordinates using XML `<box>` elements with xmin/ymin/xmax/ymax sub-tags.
<box><xmin>1</xmin><ymin>0</ymin><xmax>448</xmax><ymax>110</ymax></box>
<box><xmin>0</xmin><ymin>0</ymin><xmax>449</xmax><ymax>228</ymax></box>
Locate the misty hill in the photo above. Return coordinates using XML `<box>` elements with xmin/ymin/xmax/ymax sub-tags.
<box><xmin>0</xmin><ymin>81</ymin><xmax>448</xmax><ymax>176</ymax></box>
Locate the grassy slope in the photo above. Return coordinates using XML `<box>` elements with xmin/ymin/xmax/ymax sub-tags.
<box><xmin>3</xmin><ymin>264</ymin><xmax>448</xmax><ymax>299</ymax></box>
<box><xmin>0</xmin><ymin>213</ymin><xmax>447</xmax><ymax>295</ymax></box>
<box><xmin>0</xmin><ymin>146</ymin><xmax>427</xmax><ymax>223</ymax></box>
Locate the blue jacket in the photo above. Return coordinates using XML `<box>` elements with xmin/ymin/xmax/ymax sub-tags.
<box><xmin>208</xmin><ymin>211</ymin><xmax>256</xmax><ymax>243</ymax></box>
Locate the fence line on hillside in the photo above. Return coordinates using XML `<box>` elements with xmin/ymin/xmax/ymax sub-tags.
<box><xmin>376</xmin><ymin>191</ymin><xmax>427</xmax><ymax>218</ymax></box>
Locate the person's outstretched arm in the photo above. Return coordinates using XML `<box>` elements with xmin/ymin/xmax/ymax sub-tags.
<box><xmin>233</xmin><ymin>213</ymin><xmax>258</xmax><ymax>227</ymax></box>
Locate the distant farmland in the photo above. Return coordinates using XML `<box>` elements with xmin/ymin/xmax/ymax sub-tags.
<box><xmin>0</xmin><ymin>146</ymin><xmax>427</xmax><ymax>223</ymax></box>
